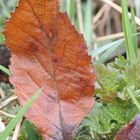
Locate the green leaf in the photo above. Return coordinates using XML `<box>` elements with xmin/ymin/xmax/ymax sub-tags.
<box><xmin>95</xmin><ymin>89</ymin><xmax>117</xmax><ymax>103</ymax></box>
<box><xmin>74</xmin><ymin>101</ymin><xmax>138</xmax><ymax>140</ymax></box>
<box><xmin>74</xmin><ymin>57</ymin><xmax>140</xmax><ymax>140</ymax></box>
<box><xmin>111</xmin><ymin>56</ymin><xmax>129</xmax><ymax>70</ymax></box>
<box><xmin>127</xmin><ymin>86</ymin><xmax>140</xmax><ymax>111</ymax></box>
<box><xmin>122</xmin><ymin>63</ymin><xmax>140</xmax><ymax>88</ymax></box>
<box><xmin>107</xmin><ymin>100</ymin><xmax>138</xmax><ymax>124</ymax></box>
<box><xmin>96</xmin><ymin>64</ymin><xmax>119</xmax><ymax>91</ymax></box>
<box><xmin>74</xmin><ymin>103</ymin><xmax>115</xmax><ymax>140</ymax></box>
<box><xmin>19</xmin><ymin>120</ymin><xmax>43</xmax><ymax>140</ymax></box>
<box><xmin>0</xmin><ymin>88</ymin><xmax>43</xmax><ymax>140</ymax></box>
<box><xmin>87</xmin><ymin>106</ymin><xmax>115</xmax><ymax>134</ymax></box>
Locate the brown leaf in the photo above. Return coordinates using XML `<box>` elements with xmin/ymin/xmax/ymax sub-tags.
<box><xmin>4</xmin><ymin>0</ymin><xmax>95</xmax><ymax>139</ymax></box>
<box><xmin>114</xmin><ymin>115</ymin><xmax>140</xmax><ymax>140</ymax></box>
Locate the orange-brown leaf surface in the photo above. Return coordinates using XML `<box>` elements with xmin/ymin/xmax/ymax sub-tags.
<box><xmin>5</xmin><ymin>0</ymin><xmax>95</xmax><ymax>139</ymax></box>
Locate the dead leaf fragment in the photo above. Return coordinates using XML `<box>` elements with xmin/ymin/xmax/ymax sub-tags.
<box><xmin>114</xmin><ymin>115</ymin><xmax>140</xmax><ymax>140</ymax></box>
<box><xmin>5</xmin><ymin>0</ymin><xmax>95</xmax><ymax>139</ymax></box>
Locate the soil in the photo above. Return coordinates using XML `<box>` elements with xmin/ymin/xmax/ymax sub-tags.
<box><xmin>0</xmin><ymin>45</ymin><xmax>10</xmax><ymax>82</ymax></box>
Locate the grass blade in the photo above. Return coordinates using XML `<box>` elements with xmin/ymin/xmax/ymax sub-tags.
<box><xmin>0</xmin><ymin>88</ymin><xmax>43</xmax><ymax>140</ymax></box>
<box><xmin>0</xmin><ymin>33</ymin><xmax>5</xmax><ymax>45</ymax></box>
<box><xmin>21</xmin><ymin>120</ymin><xmax>43</xmax><ymax>140</ymax></box>
<box><xmin>0</xmin><ymin>65</ymin><xmax>10</xmax><ymax>76</ymax></box>
<box><xmin>96</xmin><ymin>39</ymin><xmax>124</xmax><ymax>64</ymax></box>
<box><xmin>92</xmin><ymin>38</ymin><xmax>124</xmax><ymax>58</ymax></box>
<box><xmin>130</xmin><ymin>7</ymin><xmax>138</xmax><ymax>58</ymax></box>
<box><xmin>84</xmin><ymin>0</ymin><xmax>93</xmax><ymax>51</ymax></box>
<box><xmin>121</xmin><ymin>0</ymin><xmax>138</xmax><ymax>61</ymax></box>
<box><xmin>61</xmin><ymin>0</ymin><xmax>76</xmax><ymax>24</ymax></box>
<box><xmin>0</xmin><ymin>0</ymin><xmax>10</xmax><ymax>18</ymax></box>
<box><xmin>66</xmin><ymin>0</ymin><xmax>76</xmax><ymax>21</ymax></box>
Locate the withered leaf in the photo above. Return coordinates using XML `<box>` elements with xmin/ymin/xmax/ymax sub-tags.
<box><xmin>114</xmin><ymin>115</ymin><xmax>140</xmax><ymax>140</ymax></box>
<box><xmin>5</xmin><ymin>0</ymin><xmax>95</xmax><ymax>140</ymax></box>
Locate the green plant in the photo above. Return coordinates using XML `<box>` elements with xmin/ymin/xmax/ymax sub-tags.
<box><xmin>0</xmin><ymin>88</ymin><xmax>43</xmax><ymax>140</ymax></box>
<box><xmin>74</xmin><ymin>57</ymin><xmax>140</xmax><ymax>140</ymax></box>
<box><xmin>19</xmin><ymin>119</ymin><xmax>43</xmax><ymax>140</ymax></box>
<box><xmin>122</xmin><ymin>0</ymin><xmax>138</xmax><ymax>61</ymax></box>
<box><xmin>74</xmin><ymin>0</ymin><xmax>140</xmax><ymax>139</ymax></box>
<box><xmin>0</xmin><ymin>65</ymin><xmax>10</xmax><ymax>76</ymax></box>
<box><xmin>0</xmin><ymin>0</ymin><xmax>18</xmax><ymax>44</ymax></box>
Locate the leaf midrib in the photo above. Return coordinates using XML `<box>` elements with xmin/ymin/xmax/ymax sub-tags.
<box><xmin>25</xmin><ymin>0</ymin><xmax>67</xmax><ymax>139</ymax></box>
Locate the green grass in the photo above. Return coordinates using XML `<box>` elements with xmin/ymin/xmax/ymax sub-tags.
<box><xmin>19</xmin><ymin>120</ymin><xmax>43</xmax><ymax>140</ymax></box>
<box><xmin>121</xmin><ymin>0</ymin><xmax>138</xmax><ymax>61</ymax></box>
<box><xmin>0</xmin><ymin>88</ymin><xmax>43</xmax><ymax>140</ymax></box>
<box><xmin>84</xmin><ymin>0</ymin><xmax>93</xmax><ymax>52</ymax></box>
<box><xmin>0</xmin><ymin>0</ymin><xmax>10</xmax><ymax>18</ymax></box>
<box><xmin>93</xmin><ymin>38</ymin><xmax>125</xmax><ymax>64</ymax></box>
<box><xmin>0</xmin><ymin>65</ymin><xmax>10</xmax><ymax>76</ymax></box>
